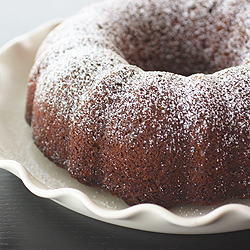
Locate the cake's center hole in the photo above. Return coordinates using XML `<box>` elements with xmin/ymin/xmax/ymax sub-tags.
<box><xmin>122</xmin><ymin>39</ymin><xmax>239</xmax><ymax>76</ymax></box>
<box><xmin>115</xmin><ymin>10</ymin><xmax>242</xmax><ymax>76</ymax></box>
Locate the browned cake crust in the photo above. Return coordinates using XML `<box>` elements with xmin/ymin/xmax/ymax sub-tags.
<box><xmin>26</xmin><ymin>0</ymin><xmax>250</xmax><ymax>208</ymax></box>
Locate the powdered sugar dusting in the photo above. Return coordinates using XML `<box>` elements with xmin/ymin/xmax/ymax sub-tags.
<box><xmin>27</xmin><ymin>0</ymin><xmax>250</xmax><ymax>208</ymax></box>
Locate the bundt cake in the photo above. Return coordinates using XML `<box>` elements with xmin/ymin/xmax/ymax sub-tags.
<box><xmin>25</xmin><ymin>0</ymin><xmax>250</xmax><ymax>208</ymax></box>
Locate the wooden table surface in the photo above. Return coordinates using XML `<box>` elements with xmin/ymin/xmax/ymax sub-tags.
<box><xmin>0</xmin><ymin>169</ymin><xmax>250</xmax><ymax>250</ymax></box>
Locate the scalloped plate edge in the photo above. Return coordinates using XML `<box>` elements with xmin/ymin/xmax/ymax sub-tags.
<box><xmin>1</xmin><ymin>159</ymin><xmax>250</xmax><ymax>234</ymax></box>
<box><xmin>1</xmin><ymin>20</ymin><xmax>250</xmax><ymax>234</ymax></box>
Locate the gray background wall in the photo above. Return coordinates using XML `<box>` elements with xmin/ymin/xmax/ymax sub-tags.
<box><xmin>0</xmin><ymin>0</ymin><xmax>102</xmax><ymax>46</ymax></box>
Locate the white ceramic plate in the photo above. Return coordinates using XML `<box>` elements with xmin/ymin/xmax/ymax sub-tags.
<box><xmin>1</xmin><ymin>20</ymin><xmax>250</xmax><ymax>234</ymax></box>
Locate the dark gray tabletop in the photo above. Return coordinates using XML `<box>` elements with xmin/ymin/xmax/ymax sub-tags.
<box><xmin>1</xmin><ymin>169</ymin><xmax>250</xmax><ymax>250</ymax></box>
